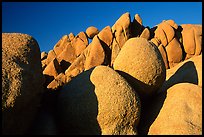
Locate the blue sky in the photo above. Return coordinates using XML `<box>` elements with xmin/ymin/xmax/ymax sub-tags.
<box><xmin>2</xmin><ymin>2</ymin><xmax>202</xmax><ymax>53</ymax></box>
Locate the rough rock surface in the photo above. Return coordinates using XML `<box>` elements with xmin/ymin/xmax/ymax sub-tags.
<box><xmin>2</xmin><ymin>33</ymin><xmax>44</xmax><ymax>134</ymax></box>
<box><xmin>64</xmin><ymin>36</ymin><xmax>105</xmax><ymax>80</ymax></box>
<box><xmin>57</xmin><ymin>66</ymin><xmax>141</xmax><ymax>135</ymax></box>
<box><xmin>111</xmin><ymin>12</ymin><xmax>131</xmax><ymax>66</ymax></box>
<box><xmin>181</xmin><ymin>24</ymin><xmax>202</xmax><ymax>59</ymax></box>
<box><xmin>148</xmin><ymin>83</ymin><xmax>202</xmax><ymax>135</ymax></box>
<box><xmin>113</xmin><ymin>37</ymin><xmax>166</xmax><ymax>99</ymax></box>
<box><xmin>86</xmin><ymin>26</ymin><xmax>99</xmax><ymax>39</ymax></box>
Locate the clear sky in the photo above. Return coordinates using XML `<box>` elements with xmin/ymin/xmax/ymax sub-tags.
<box><xmin>2</xmin><ymin>2</ymin><xmax>202</xmax><ymax>53</ymax></box>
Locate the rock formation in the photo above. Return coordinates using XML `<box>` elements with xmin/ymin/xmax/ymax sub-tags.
<box><xmin>2</xmin><ymin>33</ymin><xmax>44</xmax><ymax>135</ymax></box>
<box><xmin>2</xmin><ymin>12</ymin><xmax>202</xmax><ymax>135</ymax></box>
<box><xmin>57</xmin><ymin>66</ymin><xmax>141</xmax><ymax>135</ymax></box>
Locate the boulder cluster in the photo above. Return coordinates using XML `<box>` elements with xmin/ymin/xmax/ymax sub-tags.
<box><xmin>2</xmin><ymin>12</ymin><xmax>202</xmax><ymax>135</ymax></box>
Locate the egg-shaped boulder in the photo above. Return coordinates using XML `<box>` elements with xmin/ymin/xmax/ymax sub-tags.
<box><xmin>113</xmin><ymin>37</ymin><xmax>166</xmax><ymax>100</ymax></box>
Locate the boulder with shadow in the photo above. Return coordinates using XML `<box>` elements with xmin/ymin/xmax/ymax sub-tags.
<box><xmin>57</xmin><ymin>65</ymin><xmax>141</xmax><ymax>135</ymax></box>
<box><xmin>113</xmin><ymin>37</ymin><xmax>166</xmax><ymax>100</ymax></box>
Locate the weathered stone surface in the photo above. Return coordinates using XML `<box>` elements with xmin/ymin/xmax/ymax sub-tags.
<box><xmin>69</xmin><ymin>33</ymin><xmax>75</xmax><ymax>41</ymax></box>
<box><xmin>46</xmin><ymin>50</ymin><xmax>57</xmax><ymax>66</ymax></box>
<box><xmin>41</xmin><ymin>51</ymin><xmax>48</xmax><ymax>61</ymax></box>
<box><xmin>56</xmin><ymin>43</ymin><xmax>75</xmax><ymax>71</ymax></box>
<box><xmin>58</xmin><ymin>66</ymin><xmax>141</xmax><ymax>135</ymax></box>
<box><xmin>77</xmin><ymin>31</ymin><xmax>89</xmax><ymax>46</ymax></box>
<box><xmin>2</xmin><ymin>33</ymin><xmax>44</xmax><ymax>134</ymax></box>
<box><xmin>155</xmin><ymin>21</ymin><xmax>175</xmax><ymax>47</ymax></box>
<box><xmin>158</xmin><ymin>54</ymin><xmax>202</xmax><ymax>93</ymax></box>
<box><xmin>158</xmin><ymin>44</ymin><xmax>169</xmax><ymax>69</ymax></box>
<box><xmin>98</xmin><ymin>26</ymin><xmax>113</xmax><ymax>47</ymax></box>
<box><xmin>148</xmin><ymin>83</ymin><xmax>202</xmax><ymax>135</ymax></box>
<box><xmin>110</xmin><ymin>13</ymin><xmax>132</xmax><ymax>66</ymax></box>
<box><xmin>140</xmin><ymin>27</ymin><xmax>150</xmax><ymax>40</ymax></box>
<box><xmin>53</xmin><ymin>35</ymin><xmax>69</xmax><ymax>56</ymax></box>
<box><xmin>43</xmin><ymin>58</ymin><xmax>62</xmax><ymax>86</ymax></box>
<box><xmin>181</xmin><ymin>24</ymin><xmax>196</xmax><ymax>55</ymax></box>
<box><xmin>113</xmin><ymin>38</ymin><xmax>166</xmax><ymax>99</ymax></box>
<box><xmin>91</xmin><ymin>66</ymin><xmax>141</xmax><ymax>135</ymax></box>
<box><xmin>150</xmin><ymin>37</ymin><xmax>161</xmax><ymax>47</ymax></box>
<box><xmin>154</xmin><ymin>27</ymin><xmax>168</xmax><ymax>46</ymax></box>
<box><xmin>86</xmin><ymin>26</ymin><xmax>99</xmax><ymax>39</ymax></box>
<box><xmin>41</xmin><ymin>59</ymin><xmax>47</xmax><ymax>71</ymax></box>
<box><xmin>165</xmin><ymin>37</ymin><xmax>183</xmax><ymax>68</ymax></box>
<box><xmin>193</xmin><ymin>25</ymin><xmax>202</xmax><ymax>56</ymax></box>
<box><xmin>181</xmin><ymin>24</ymin><xmax>202</xmax><ymax>58</ymax></box>
<box><xmin>47</xmin><ymin>73</ymin><xmax>67</xmax><ymax>90</ymax></box>
<box><xmin>71</xmin><ymin>32</ymin><xmax>88</xmax><ymax>57</ymax></box>
<box><xmin>65</xmin><ymin>36</ymin><xmax>105</xmax><ymax>80</ymax></box>
<box><xmin>166</xmin><ymin>19</ymin><xmax>178</xmax><ymax>30</ymax></box>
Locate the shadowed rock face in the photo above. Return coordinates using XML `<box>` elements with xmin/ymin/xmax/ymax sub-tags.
<box><xmin>57</xmin><ymin>66</ymin><xmax>141</xmax><ymax>135</ymax></box>
<box><xmin>2</xmin><ymin>33</ymin><xmax>44</xmax><ymax>135</ymax></box>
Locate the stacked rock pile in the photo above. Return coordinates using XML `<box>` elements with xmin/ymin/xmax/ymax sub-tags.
<box><xmin>2</xmin><ymin>12</ymin><xmax>202</xmax><ymax>135</ymax></box>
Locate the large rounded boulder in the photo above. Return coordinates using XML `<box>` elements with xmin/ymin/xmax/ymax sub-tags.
<box><xmin>57</xmin><ymin>65</ymin><xmax>141</xmax><ymax>135</ymax></box>
<box><xmin>113</xmin><ymin>37</ymin><xmax>166</xmax><ymax>100</ymax></box>
<box><xmin>2</xmin><ymin>33</ymin><xmax>44</xmax><ymax>134</ymax></box>
<box><xmin>148</xmin><ymin>83</ymin><xmax>202</xmax><ymax>135</ymax></box>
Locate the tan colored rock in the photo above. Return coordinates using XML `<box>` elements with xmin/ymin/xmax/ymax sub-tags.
<box><xmin>158</xmin><ymin>54</ymin><xmax>202</xmax><ymax>93</ymax></box>
<box><xmin>53</xmin><ymin>35</ymin><xmax>69</xmax><ymax>56</ymax></box>
<box><xmin>110</xmin><ymin>39</ymin><xmax>121</xmax><ymax>66</ymax></box>
<box><xmin>181</xmin><ymin>24</ymin><xmax>196</xmax><ymax>55</ymax></box>
<box><xmin>84</xmin><ymin>36</ymin><xmax>105</xmax><ymax>70</ymax></box>
<box><xmin>113</xmin><ymin>38</ymin><xmax>166</xmax><ymax>99</ymax></box>
<box><xmin>2</xmin><ymin>33</ymin><xmax>44</xmax><ymax>134</ymax></box>
<box><xmin>135</xmin><ymin>14</ymin><xmax>142</xmax><ymax>25</ymax></box>
<box><xmin>150</xmin><ymin>37</ymin><xmax>161</xmax><ymax>47</ymax></box>
<box><xmin>110</xmin><ymin>12</ymin><xmax>131</xmax><ymax>66</ymax></box>
<box><xmin>86</xmin><ymin>26</ymin><xmax>99</xmax><ymax>39</ymax></box>
<box><xmin>166</xmin><ymin>19</ymin><xmax>178</xmax><ymax>30</ymax></box>
<box><xmin>192</xmin><ymin>25</ymin><xmax>202</xmax><ymax>56</ymax></box>
<box><xmin>56</xmin><ymin>42</ymin><xmax>75</xmax><ymax>71</ymax></box>
<box><xmin>43</xmin><ymin>58</ymin><xmax>62</xmax><ymax>85</ymax></box>
<box><xmin>140</xmin><ymin>27</ymin><xmax>150</xmax><ymax>40</ymax></box>
<box><xmin>154</xmin><ymin>27</ymin><xmax>168</xmax><ymax>46</ymax></box>
<box><xmin>165</xmin><ymin>37</ymin><xmax>183</xmax><ymax>68</ymax></box>
<box><xmin>71</xmin><ymin>32</ymin><xmax>88</xmax><ymax>57</ymax></box>
<box><xmin>46</xmin><ymin>50</ymin><xmax>57</xmax><ymax>65</ymax></box>
<box><xmin>47</xmin><ymin>73</ymin><xmax>67</xmax><ymax>90</ymax></box>
<box><xmin>58</xmin><ymin>66</ymin><xmax>141</xmax><ymax>135</ymax></box>
<box><xmin>155</xmin><ymin>21</ymin><xmax>175</xmax><ymax>47</ymax></box>
<box><xmin>98</xmin><ymin>26</ymin><xmax>113</xmax><ymax>47</ymax></box>
<box><xmin>112</xmin><ymin>12</ymin><xmax>131</xmax><ymax>47</ymax></box>
<box><xmin>65</xmin><ymin>53</ymin><xmax>86</xmax><ymax>78</ymax></box>
<box><xmin>77</xmin><ymin>31</ymin><xmax>89</xmax><ymax>46</ymax></box>
<box><xmin>41</xmin><ymin>51</ymin><xmax>48</xmax><ymax>61</ymax></box>
<box><xmin>41</xmin><ymin>59</ymin><xmax>47</xmax><ymax>71</ymax></box>
<box><xmin>158</xmin><ymin>44</ymin><xmax>169</xmax><ymax>69</ymax></box>
<box><xmin>69</xmin><ymin>33</ymin><xmax>75</xmax><ymax>41</ymax></box>
<box><xmin>148</xmin><ymin>83</ymin><xmax>202</xmax><ymax>135</ymax></box>
<box><xmin>91</xmin><ymin>66</ymin><xmax>141</xmax><ymax>135</ymax></box>
<box><xmin>65</xmin><ymin>36</ymin><xmax>105</xmax><ymax>79</ymax></box>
